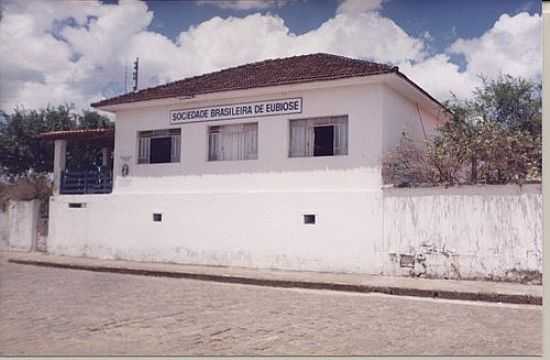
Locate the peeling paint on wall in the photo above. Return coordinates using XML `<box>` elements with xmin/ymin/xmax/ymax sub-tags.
<box><xmin>383</xmin><ymin>184</ymin><xmax>542</xmax><ymax>283</ymax></box>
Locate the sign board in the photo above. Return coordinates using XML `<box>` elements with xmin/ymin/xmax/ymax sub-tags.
<box><xmin>170</xmin><ymin>97</ymin><xmax>302</xmax><ymax>124</ymax></box>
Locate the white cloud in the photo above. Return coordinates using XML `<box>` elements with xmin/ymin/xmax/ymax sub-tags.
<box><xmin>176</xmin><ymin>11</ymin><xmax>425</xmax><ymax>69</ymax></box>
<box><xmin>292</xmin><ymin>12</ymin><xmax>425</xmax><ymax>64</ymax></box>
<box><xmin>0</xmin><ymin>0</ymin><xmax>153</xmax><ymax>111</ymax></box>
<box><xmin>449</xmin><ymin>12</ymin><xmax>542</xmax><ymax>80</ymax></box>
<box><xmin>195</xmin><ymin>0</ymin><xmax>288</xmax><ymax>11</ymax></box>
<box><xmin>398</xmin><ymin>11</ymin><xmax>542</xmax><ymax>100</ymax></box>
<box><xmin>0</xmin><ymin>0</ymin><xmax>542</xmax><ymax>113</ymax></box>
<box><xmin>398</xmin><ymin>54</ymin><xmax>480</xmax><ymax>100</ymax></box>
<box><xmin>337</xmin><ymin>0</ymin><xmax>385</xmax><ymax>14</ymax></box>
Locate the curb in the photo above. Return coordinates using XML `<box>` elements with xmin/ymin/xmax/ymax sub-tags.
<box><xmin>8</xmin><ymin>258</ymin><xmax>542</xmax><ymax>305</ymax></box>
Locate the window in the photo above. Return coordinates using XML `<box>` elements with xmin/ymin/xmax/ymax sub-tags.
<box><xmin>138</xmin><ymin>129</ymin><xmax>181</xmax><ymax>164</ymax></box>
<box><xmin>289</xmin><ymin>116</ymin><xmax>348</xmax><ymax>157</ymax></box>
<box><xmin>208</xmin><ymin>123</ymin><xmax>258</xmax><ymax>161</ymax></box>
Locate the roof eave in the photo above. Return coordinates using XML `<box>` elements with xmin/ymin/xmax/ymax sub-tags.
<box><xmin>37</xmin><ymin>128</ymin><xmax>115</xmax><ymax>142</ymax></box>
<box><xmin>393</xmin><ymin>72</ymin><xmax>452</xmax><ymax>117</ymax></box>
<box><xmin>91</xmin><ymin>73</ymin><xmax>394</xmax><ymax>112</ymax></box>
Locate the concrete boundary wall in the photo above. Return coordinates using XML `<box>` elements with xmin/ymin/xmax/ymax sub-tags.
<box><xmin>0</xmin><ymin>200</ymin><xmax>40</xmax><ymax>251</ymax></box>
<box><xmin>381</xmin><ymin>184</ymin><xmax>542</xmax><ymax>282</ymax></box>
<box><xmin>48</xmin><ymin>190</ymin><xmax>385</xmax><ymax>274</ymax></box>
<box><xmin>0</xmin><ymin>205</ymin><xmax>8</xmax><ymax>249</ymax></box>
<box><xmin>46</xmin><ymin>184</ymin><xmax>542</xmax><ymax>282</ymax></box>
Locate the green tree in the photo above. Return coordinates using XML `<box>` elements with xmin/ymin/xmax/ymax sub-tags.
<box><xmin>0</xmin><ymin>105</ymin><xmax>112</xmax><ymax>180</ymax></box>
<box><xmin>66</xmin><ymin>109</ymin><xmax>114</xmax><ymax>170</ymax></box>
<box><xmin>471</xmin><ymin>75</ymin><xmax>542</xmax><ymax>136</ymax></box>
<box><xmin>383</xmin><ymin>75</ymin><xmax>542</xmax><ymax>186</ymax></box>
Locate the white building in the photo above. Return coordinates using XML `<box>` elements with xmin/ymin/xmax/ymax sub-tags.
<box><xmin>42</xmin><ymin>53</ymin><xmax>449</xmax><ymax>274</ymax></box>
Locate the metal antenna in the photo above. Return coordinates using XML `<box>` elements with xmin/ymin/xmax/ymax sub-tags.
<box><xmin>124</xmin><ymin>63</ymin><xmax>128</xmax><ymax>93</ymax></box>
<box><xmin>132</xmin><ymin>57</ymin><xmax>139</xmax><ymax>92</ymax></box>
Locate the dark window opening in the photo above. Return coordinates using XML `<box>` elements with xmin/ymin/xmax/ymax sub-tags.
<box><xmin>304</xmin><ymin>214</ymin><xmax>316</xmax><ymax>224</ymax></box>
<box><xmin>153</xmin><ymin>213</ymin><xmax>162</xmax><ymax>222</ymax></box>
<box><xmin>150</xmin><ymin>137</ymin><xmax>172</xmax><ymax>164</ymax></box>
<box><xmin>138</xmin><ymin>128</ymin><xmax>180</xmax><ymax>164</ymax></box>
<box><xmin>313</xmin><ymin>126</ymin><xmax>334</xmax><ymax>156</ymax></box>
<box><xmin>68</xmin><ymin>203</ymin><xmax>86</xmax><ymax>208</ymax></box>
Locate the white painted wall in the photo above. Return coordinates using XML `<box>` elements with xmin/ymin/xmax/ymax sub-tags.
<box><xmin>0</xmin><ymin>200</ymin><xmax>40</xmax><ymax>251</ymax></box>
<box><xmin>52</xmin><ymin>79</ymin><xmax>522</xmax><ymax>278</ymax></box>
<box><xmin>381</xmin><ymin>85</ymin><xmax>443</xmax><ymax>155</ymax></box>
<box><xmin>48</xmin><ymin>190</ymin><xmax>385</xmax><ymax>273</ymax></box>
<box><xmin>48</xmin><ymin>184</ymin><xmax>542</xmax><ymax>279</ymax></box>
<box><xmin>0</xmin><ymin>207</ymin><xmax>8</xmax><ymax>250</ymax></box>
<box><xmin>47</xmin><ymin>82</ymin><xmax>398</xmax><ymax>273</ymax></box>
<box><xmin>382</xmin><ymin>184</ymin><xmax>542</xmax><ymax>280</ymax></box>
<box><xmin>112</xmin><ymin>83</ymin><xmax>385</xmax><ymax>194</ymax></box>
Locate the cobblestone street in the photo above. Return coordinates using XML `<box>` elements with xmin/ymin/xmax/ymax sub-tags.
<box><xmin>0</xmin><ymin>256</ymin><xmax>542</xmax><ymax>356</ymax></box>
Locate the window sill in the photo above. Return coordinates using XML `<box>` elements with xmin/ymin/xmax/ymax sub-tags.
<box><xmin>288</xmin><ymin>154</ymin><xmax>349</xmax><ymax>159</ymax></box>
<box><xmin>207</xmin><ymin>158</ymin><xmax>259</xmax><ymax>163</ymax></box>
<box><xmin>136</xmin><ymin>162</ymin><xmax>181</xmax><ymax>166</ymax></box>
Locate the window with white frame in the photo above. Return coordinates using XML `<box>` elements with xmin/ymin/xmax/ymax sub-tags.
<box><xmin>289</xmin><ymin>116</ymin><xmax>348</xmax><ymax>157</ymax></box>
<box><xmin>208</xmin><ymin>123</ymin><xmax>258</xmax><ymax>161</ymax></box>
<box><xmin>137</xmin><ymin>128</ymin><xmax>181</xmax><ymax>164</ymax></box>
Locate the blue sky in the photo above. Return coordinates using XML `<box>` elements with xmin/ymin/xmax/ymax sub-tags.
<box><xmin>0</xmin><ymin>0</ymin><xmax>543</xmax><ymax>111</ymax></box>
<box><xmin>137</xmin><ymin>0</ymin><xmax>541</xmax><ymax>72</ymax></box>
<box><xmin>143</xmin><ymin>0</ymin><xmax>540</xmax><ymax>40</ymax></box>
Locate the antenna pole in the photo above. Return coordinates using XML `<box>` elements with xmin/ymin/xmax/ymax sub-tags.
<box><xmin>124</xmin><ymin>63</ymin><xmax>128</xmax><ymax>93</ymax></box>
<box><xmin>132</xmin><ymin>57</ymin><xmax>139</xmax><ymax>92</ymax></box>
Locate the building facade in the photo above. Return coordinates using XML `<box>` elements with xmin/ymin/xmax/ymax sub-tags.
<box><xmin>45</xmin><ymin>54</ymin><xmax>448</xmax><ymax>274</ymax></box>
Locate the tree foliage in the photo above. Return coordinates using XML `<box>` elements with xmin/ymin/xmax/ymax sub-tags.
<box><xmin>383</xmin><ymin>75</ymin><xmax>542</xmax><ymax>186</ymax></box>
<box><xmin>0</xmin><ymin>104</ymin><xmax>113</xmax><ymax>181</ymax></box>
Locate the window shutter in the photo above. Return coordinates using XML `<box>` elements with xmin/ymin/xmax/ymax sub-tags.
<box><xmin>290</xmin><ymin>116</ymin><xmax>348</xmax><ymax>157</ymax></box>
<box><xmin>305</xmin><ymin>124</ymin><xmax>315</xmax><ymax>157</ymax></box>
<box><xmin>244</xmin><ymin>123</ymin><xmax>258</xmax><ymax>160</ymax></box>
<box><xmin>170</xmin><ymin>134</ymin><xmax>180</xmax><ymax>162</ymax></box>
<box><xmin>208</xmin><ymin>123</ymin><xmax>258</xmax><ymax>161</ymax></box>
<box><xmin>138</xmin><ymin>136</ymin><xmax>151</xmax><ymax>164</ymax></box>
<box><xmin>334</xmin><ymin>120</ymin><xmax>348</xmax><ymax>155</ymax></box>
<box><xmin>289</xmin><ymin>120</ymin><xmax>307</xmax><ymax>157</ymax></box>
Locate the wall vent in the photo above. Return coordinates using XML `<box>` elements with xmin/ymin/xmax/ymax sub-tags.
<box><xmin>68</xmin><ymin>203</ymin><xmax>86</xmax><ymax>208</ymax></box>
<box><xmin>303</xmin><ymin>214</ymin><xmax>316</xmax><ymax>224</ymax></box>
<box><xmin>153</xmin><ymin>213</ymin><xmax>162</xmax><ymax>222</ymax></box>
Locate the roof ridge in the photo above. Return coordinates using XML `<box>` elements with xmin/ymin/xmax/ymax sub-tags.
<box><xmin>124</xmin><ymin>53</ymin><xmax>394</xmax><ymax>97</ymax></box>
<box><xmin>92</xmin><ymin>53</ymin><xmax>399</xmax><ymax>108</ymax></box>
<box><xmin>148</xmin><ymin>53</ymin><xmax>317</xmax><ymax>93</ymax></box>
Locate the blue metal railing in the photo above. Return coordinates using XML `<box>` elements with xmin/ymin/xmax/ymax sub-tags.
<box><xmin>60</xmin><ymin>168</ymin><xmax>113</xmax><ymax>194</ymax></box>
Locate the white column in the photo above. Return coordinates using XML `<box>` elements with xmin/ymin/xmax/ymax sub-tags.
<box><xmin>53</xmin><ymin>139</ymin><xmax>67</xmax><ymax>195</ymax></box>
<box><xmin>543</xmin><ymin>4</ymin><xmax>549</xmax><ymax>214</ymax></box>
<box><xmin>101</xmin><ymin>147</ymin><xmax>110</xmax><ymax>167</ymax></box>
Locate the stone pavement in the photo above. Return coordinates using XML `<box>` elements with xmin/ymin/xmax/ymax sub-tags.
<box><xmin>6</xmin><ymin>251</ymin><xmax>542</xmax><ymax>305</ymax></box>
<box><xmin>0</xmin><ymin>254</ymin><xmax>542</xmax><ymax>356</ymax></box>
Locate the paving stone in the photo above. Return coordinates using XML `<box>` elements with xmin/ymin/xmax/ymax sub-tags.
<box><xmin>0</xmin><ymin>254</ymin><xmax>542</xmax><ymax>356</ymax></box>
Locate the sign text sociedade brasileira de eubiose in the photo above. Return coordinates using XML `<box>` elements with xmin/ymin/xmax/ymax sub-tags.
<box><xmin>170</xmin><ymin>98</ymin><xmax>302</xmax><ymax>124</ymax></box>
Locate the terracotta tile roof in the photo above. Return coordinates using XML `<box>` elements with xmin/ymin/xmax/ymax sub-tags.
<box><xmin>37</xmin><ymin>128</ymin><xmax>114</xmax><ymax>141</ymax></box>
<box><xmin>91</xmin><ymin>53</ymin><xmax>398</xmax><ymax>108</ymax></box>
